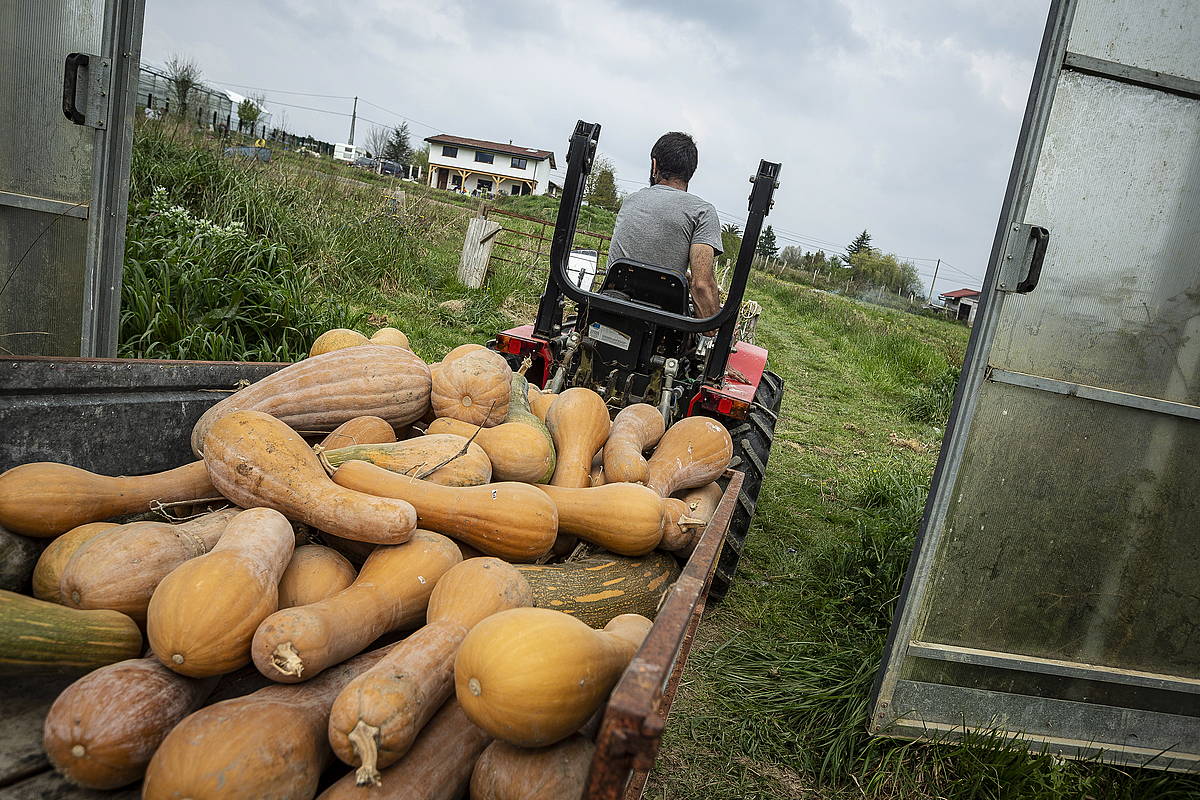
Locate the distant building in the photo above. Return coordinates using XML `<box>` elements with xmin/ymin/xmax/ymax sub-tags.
<box><xmin>939</xmin><ymin>288</ymin><xmax>981</xmax><ymax>325</ymax></box>
<box><xmin>223</xmin><ymin>90</ymin><xmax>273</xmax><ymax>136</ymax></box>
<box><xmin>425</xmin><ymin>134</ymin><xmax>556</xmax><ymax>197</ymax></box>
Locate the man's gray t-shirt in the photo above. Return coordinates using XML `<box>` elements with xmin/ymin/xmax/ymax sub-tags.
<box><xmin>607</xmin><ymin>185</ymin><xmax>723</xmax><ymax>279</ymax></box>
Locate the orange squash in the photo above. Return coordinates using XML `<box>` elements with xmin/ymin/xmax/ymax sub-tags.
<box><xmin>317</xmin><ymin>415</ymin><xmax>398</xmax><ymax>449</ymax></box>
<box><xmin>278</xmin><ymin>545</ymin><xmax>358</xmax><ymax>609</ymax></box>
<box><xmin>659</xmin><ymin>497</ymin><xmax>708</xmax><ymax>553</ymax></box>
<box><xmin>371</xmin><ymin>327</ymin><xmax>411</xmax><ymax>350</ymax></box>
<box><xmin>425</xmin><ymin>418</ymin><xmax>554</xmax><ymax>484</ymax></box>
<box><xmin>310</xmin><ymin>328</ymin><xmax>370</xmax><ymax>357</ymax></box>
<box><xmin>332</xmin><ymin>460</ymin><xmax>557</xmax><ymax>561</ymax></box>
<box><xmin>0</xmin><ymin>460</ymin><xmax>216</xmax><ymax>538</ymax></box>
<box><xmin>644</xmin><ymin>416</ymin><xmax>733</xmax><ymax>497</ymax></box>
<box><xmin>535</xmin><ymin>483</ymin><xmax>670</xmax><ymax>556</ymax></box>
<box><xmin>516</xmin><ymin>551</ymin><xmax>680</xmax><ymax>626</ymax></box>
<box><xmin>664</xmin><ymin>482</ymin><xmax>724</xmax><ymax>553</ymax></box>
<box><xmin>546</xmin><ymin>388</ymin><xmax>610</xmax><ymax>488</ymax></box>
<box><xmin>323</xmin><ymin>434</ymin><xmax>492</xmax><ymax>487</ymax></box>
<box><xmin>143</xmin><ymin>646</ymin><xmax>392</xmax><ymax>800</ymax></box>
<box><xmin>603</xmin><ymin>403</ymin><xmax>665</xmax><ymax>484</ymax></box>
<box><xmin>147</xmin><ymin>507</ymin><xmax>295</xmax><ymax>677</ymax></box>
<box><xmin>674</xmin><ymin>481</ymin><xmax>723</xmax><ymax>523</ymax></box>
<box><xmin>60</xmin><ymin>508</ymin><xmax>240</xmax><ymax>622</ymax></box>
<box><xmin>589</xmin><ymin>451</ymin><xmax>606</xmax><ymax>487</ymax></box>
<box><xmin>529</xmin><ymin>391</ymin><xmax>557</xmax><ymax>422</ymax></box>
<box><xmin>442</xmin><ymin>343</ymin><xmax>489</xmax><ymax>363</ymax></box>
<box><xmin>203</xmin><ymin>410</ymin><xmax>417</xmax><ymax>545</ymax></box>
<box><xmin>317</xmin><ymin>698</ymin><xmax>491</xmax><ymax>800</ymax></box>
<box><xmin>329</xmin><ymin>558</ymin><xmax>530</xmax><ymax>785</ymax></box>
<box><xmin>191</xmin><ymin>344</ymin><xmax>431</xmax><ymax>456</ymax></box>
<box><xmin>252</xmin><ymin>531</ymin><xmax>461</xmax><ymax>683</ymax></box>
<box><xmin>471</xmin><ymin>734</ymin><xmax>595</xmax><ymax>800</ymax></box>
<box><xmin>456</xmin><ymin>610</ymin><xmax>651</xmax><ymax>748</ymax></box>
<box><xmin>32</xmin><ymin>522</ymin><xmax>117</xmax><ymax>602</ymax></box>
<box><xmin>431</xmin><ymin>349</ymin><xmax>512</xmax><ymax>427</ymax></box>
<box><xmin>43</xmin><ymin>657</ymin><xmax>216</xmax><ymax>789</ymax></box>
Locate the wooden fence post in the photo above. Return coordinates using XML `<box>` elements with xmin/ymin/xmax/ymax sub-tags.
<box><xmin>459</xmin><ymin>214</ymin><xmax>503</xmax><ymax>289</ymax></box>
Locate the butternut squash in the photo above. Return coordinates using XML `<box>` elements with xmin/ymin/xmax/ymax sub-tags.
<box><xmin>329</xmin><ymin>558</ymin><xmax>530</xmax><ymax>785</ymax></box>
<box><xmin>59</xmin><ymin>509</ymin><xmax>240</xmax><ymax>622</ymax></box>
<box><xmin>143</xmin><ymin>646</ymin><xmax>392</xmax><ymax>800</ymax></box>
<box><xmin>0</xmin><ymin>460</ymin><xmax>216</xmax><ymax>538</ymax></box>
<box><xmin>426</xmin><ymin>418</ymin><xmax>554</xmax><ymax>484</ymax></box>
<box><xmin>530</xmin><ymin>390</ymin><xmax>557</xmax><ymax>422</ymax></box>
<box><xmin>546</xmin><ymin>388</ymin><xmax>610</xmax><ymax>488</ymax></box>
<box><xmin>203</xmin><ymin>410</ymin><xmax>418</xmax><ymax>545</ymax></box>
<box><xmin>317</xmin><ymin>698</ymin><xmax>491</xmax><ymax>800</ymax></box>
<box><xmin>323</xmin><ymin>434</ymin><xmax>492</xmax><ymax>487</ymax></box>
<box><xmin>252</xmin><ymin>531</ymin><xmax>461</xmax><ymax>683</ymax></box>
<box><xmin>603</xmin><ymin>403</ymin><xmax>666</xmax><ymax>484</ymax></box>
<box><xmin>589</xmin><ymin>451</ymin><xmax>605</xmax><ymax>487</ymax></box>
<box><xmin>32</xmin><ymin>522</ymin><xmax>117</xmax><ymax>602</ymax></box>
<box><xmin>0</xmin><ymin>590</ymin><xmax>141</xmax><ymax>672</ymax></box>
<box><xmin>371</xmin><ymin>327</ymin><xmax>411</xmax><ymax>350</ymax></box>
<box><xmin>455</xmin><ymin>608</ymin><xmax>651</xmax><ymax>747</ymax></box>
<box><xmin>506</xmin><ymin>374</ymin><xmax>556</xmax><ymax>475</ymax></box>
<box><xmin>471</xmin><ymin>734</ymin><xmax>594</xmax><ymax>800</ymax></box>
<box><xmin>674</xmin><ymin>481</ymin><xmax>724</xmax><ymax>524</ymax></box>
<box><xmin>644</xmin><ymin>416</ymin><xmax>733</xmax><ymax>497</ymax></box>
<box><xmin>516</xmin><ymin>551</ymin><xmax>680</xmax><ymax>626</ymax></box>
<box><xmin>535</xmin><ymin>483</ymin><xmax>670</xmax><ymax>556</ymax></box>
<box><xmin>191</xmin><ymin>344</ymin><xmax>431</xmax><ymax>456</ymax></box>
<box><xmin>148</xmin><ymin>507</ymin><xmax>295</xmax><ymax>677</ymax></box>
<box><xmin>431</xmin><ymin>349</ymin><xmax>512</xmax><ymax>427</ymax></box>
<box><xmin>659</xmin><ymin>497</ymin><xmax>708</xmax><ymax>553</ymax></box>
<box><xmin>43</xmin><ymin>657</ymin><xmax>216</xmax><ymax>789</ymax></box>
<box><xmin>332</xmin><ymin>460</ymin><xmax>557</xmax><ymax>562</ymax></box>
<box><xmin>278</xmin><ymin>545</ymin><xmax>358</xmax><ymax>609</ymax></box>
<box><xmin>318</xmin><ymin>415</ymin><xmax>398</xmax><ymax>449</ymax></box>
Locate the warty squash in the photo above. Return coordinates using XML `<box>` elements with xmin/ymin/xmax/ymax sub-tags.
<box><xmin>190</xmin><ymin>344</ymin><xmax>431</xmax><ymax>457</ymax></box>
<box><xmin>143</xmin><ymin>645</ymin><xmax>392</xmax><ymax>800</ymax></box>
<box><xmin>317</xmin><ymin>698</ymin><xmax>491</xmax><ymax>800</ymax></box>
<box><xmin>278</xmin><ymin>545</ymin><xmax>358</xmax><ymax>609</ymax></box>
<box><xmin>546</xmin><ymin>388</ymin><xmax>611</xmax><ymax>488</ymax></box>
<box><xmin>32</xmin><ymin>522</ymin><xmax>117</xmax><ymax>602</ymax></box>
<box><xmin>328</xmin><ymin>557</ymin><xmax>531</xmax><ymax>785</ymax></box>
<box><xmin>515</xmin><ymin>550</ymin><xmax>680</xmax><ymax>626</ymax></box>
<box><xmin>371</xmin><ymin>327</ymin><xmax>411</xmax><ymax>350</ymax></box>
<box><xmin>430</xmin><ymin>349</ymin><xmax>512</xmax><ymax>427</ymax></box>
<box><xmin>203</xmin><ymin>410</ymin><xmax>418</xmax><ymax>545</ymax></box>
<box><xmin>252</xmin><ymin>531</ymin><xmax>461</xmax><ymax>683</ymax></box>
<box><xmin>317</xmin><ymin>415</ymin><xmax>398</xmax><ymax>450</ymax></box>
<box><xmin>644</xmin><ymin>416</ymin><xmax>733</xmax><ymax>497</ymax></box>
<box><xmin>323</xmin><ymin>434</ymin><xmax>492</xmax><ymax>487</ymax></box>
<box><xmin>603</xmin><ymin>403</ymin><xmax>666</xmax><ymax>484</ymax></box>
<box><xmin>425</xmin><ymin>417</ymin><xmax>554</xmax><ymax>484</ymax></box>
<box><xmin>148</xmin><ymin>507</ymin><xmax>295</xmax><ymax>677</ymax></box>
<box><xmin>331</xmin><ymin>460</ymin><xmax>557</xmax><ymax>561</ymax></box>
<box><xmin>0</xmin><ymin>590</ymin><xmax>141</xmax><ymax>672</ymax></box>
<box><xmin>455</xmin><ymin>608</ymin><xmax>652</xmax><ymax>747</ymax></box>
<box><xmin>534</xmin><ymin>483</ymin><xmax>672</xmax><ymax>556</ymax></box>
<box><xmin>43</xmin><ymin>657</ymin><xmax>216</xmax><ymax>789</ymax></box>
<box><xmin>0</xmin><ymin>459</ymin><xmax>216</xmax><ymax>538</ymax></box>
<box><xmin>59</xmin><ymin>508</ymin><xmax>240</xmax><ymax>622</ymax></box>
<box><xmin>470</xmin><ymin>734</ymin><xmax>595</xmax><ymax>800</ymax></box>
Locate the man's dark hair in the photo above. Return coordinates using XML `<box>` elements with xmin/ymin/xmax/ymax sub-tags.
<box><xmin>651</xmin><ymin>132</ymin><xmax>698</xmax><ymax>182</ymax></box>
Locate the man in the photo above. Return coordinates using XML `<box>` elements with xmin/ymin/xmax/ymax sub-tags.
<box><xmin>607</xmin><ymin>132</ymin><xmax>723</xmax><ymax>323</ymax></box>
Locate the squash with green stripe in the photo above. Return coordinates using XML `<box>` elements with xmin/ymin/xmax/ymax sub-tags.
<box><xmin>0</xmin><ymin>590</ymin><xmax>141</xmax><ymax>672</ymax></box>
<box><xmin>515</xmin><ymin>551</ymin><xmax>680</xmax><ymax>626</ymax></box>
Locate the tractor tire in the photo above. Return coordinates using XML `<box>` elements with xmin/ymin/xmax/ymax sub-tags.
<box><xmin>709</xmin><ymin>369</ymin><xmax>784</xmax><ymax>603</ymax></box>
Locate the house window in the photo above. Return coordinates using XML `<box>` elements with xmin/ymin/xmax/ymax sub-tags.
<box><xmin>450</xmin><ymin>173</ymin><xmax>463</xmax><ymax>188</ymax></box>
<box><xmin>474</xmin><ymin>151</ymin><xmax>494</xmax><ymax>164</ymax></box>
<box><xmin>510</xmin><ymin>184</ymin><xmax>521</xmax><ymax>195</ymax></box>
<box><xmin>511</xmin><ymin>157</ymin><xmax>528</xmax><ymax>170</ymax></box>
<box><xmin>441</xmin><ymin>145</ymin><xmax>458</xmax><ymax>157</ymax></box>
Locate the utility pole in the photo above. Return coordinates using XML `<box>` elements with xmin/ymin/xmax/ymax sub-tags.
<box><xmin>348</xmin><ymin>96</ymin><xmax>358</xmax><ymax>145</ymax></box>
<box><xmin>927</xmin><ymin>258</ymin><xmax>941</xmax><ymax>306</ymax></box>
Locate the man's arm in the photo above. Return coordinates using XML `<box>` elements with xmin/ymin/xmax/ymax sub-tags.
<box><xmin>689</xmin><ymin>244</ymin><xmax>721</xmax><ymax>321</ymax></box>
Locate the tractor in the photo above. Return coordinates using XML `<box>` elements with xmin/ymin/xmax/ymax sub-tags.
<box><xmin>490</xmin><ymin>121</ymin><xmax>784</xmax><ymax>600</ymax></box>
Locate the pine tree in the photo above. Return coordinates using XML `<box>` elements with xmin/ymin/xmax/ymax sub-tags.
<box><xmin>383</xmin><ymin>122</ymin><xmax>413</xmax><ymax>164</ymax></box>
<box><xmin>846</xmin><ymin>229</ymin><xmax>872</xmax><ymax>258</ymax></box>
<box><xmin>756</xmin><ymin>225</ymin><xmax>779</xmax><ymax>258</ymax></box>
<box><xmin>586</xmin><ymin>168</ymin><xmax>620</xmax><ymax>212</ymax></box>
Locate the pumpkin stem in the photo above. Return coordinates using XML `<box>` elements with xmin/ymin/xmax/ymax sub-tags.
<box><xmin>677</xmin><ymin>514</ymin><xmax>706</xmax><ymax>530</ymax></box>
<box><xmin>271</xmin><ymin>642</ymin><xmax>304</xmax><ymax>678</ymax></box>
<box><xmin>317</xmin><ymin>448</ymin><xmax>336</xmax><ymax>477</ymax></box>
<box><xmin>518</xmin><ymin>355</ymin><xmax>533</xmax><ymax>375</ymax></box>
<box><xmin>349</xmin><ymin>720</ymin><xmax>382</xmax><ymax>786</ymax></box>
<box><xmin>149</xmin><ymin>497</ymin><xmax>228</xmax><ymax>521</ymax></box>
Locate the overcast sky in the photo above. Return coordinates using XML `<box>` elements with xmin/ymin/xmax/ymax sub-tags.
<box><xmin>142</xmin><ymin>0</ymin><xmax>1051</xmax><ymax>297</ymax></box>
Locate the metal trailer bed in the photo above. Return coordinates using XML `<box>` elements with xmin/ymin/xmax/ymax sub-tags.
<box><xmin>0</xmin><ymin>355</ymin><xmax>742</xmax><ymax>799</ymax></box>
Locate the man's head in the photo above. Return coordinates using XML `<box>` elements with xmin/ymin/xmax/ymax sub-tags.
<box><xmin>650</xmin><ymin>132</ymin><xmax>698</xmax><ymax>188</ymax></box>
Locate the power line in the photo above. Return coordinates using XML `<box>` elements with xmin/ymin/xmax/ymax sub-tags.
<box><xmin>204</xmin><ymin>78</ymin><xmax>353</xmax><ymax>100</ymax></box>
<box><xmin>357</xmin><ymin>98</ymin><xmax>443</xmax><ymax>132</ymax></box>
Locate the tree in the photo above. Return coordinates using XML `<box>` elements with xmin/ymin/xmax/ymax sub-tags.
<box><xmin>383</xmin><ymin>122</ymin><xmax>413</xmax><ymax>164</ymax></box>
<box><xmin>237</xmin><ymin>95</ymin><xmax>263</xmax><ymax>134</ymax></box>
<box><xmin>846</xmin><ymin>229</ymin><xmax>872</xmax><ymax>258</ymax></box>
<box><xmin>721</xmin><ymin>223</ymin><xmax>742</xmax><ymax>264</ymax></box>
<box><xmin>585</xmin><ymin>155</ymin><xmax>616</xmax><ymax>201</ymax></box>
<box><xmin>779</xmin><ymin>245</ymin><xmax>805</xmax><ymax>266</ymax></box>
<box><xmin>756</xmin><ymin>225</ymin><xmax>779</xmax><ymax>259</ymax></box>
<box><xmin>365</xmin><ymin>126</ymin><xmax>390</xmax><ymax>159</ymax></box>
<box><xmin>165</xmin><ymin>55</ymin><xmax>202</xmax><ymax>117</ymax></box>
<box><xmin>587</xmin><ymin>168</ymin><xmax>620</xmax><ymax>212</ymax></box>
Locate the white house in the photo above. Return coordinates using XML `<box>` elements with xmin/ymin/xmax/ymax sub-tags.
<box><xmin>223</xmin><ymin>90</ymin><xmax>273</xmax><ymax>135</ymax></box>
<box><xmin>425</xmin><ymin>134</ymin><xmax>556</xmax><ymax>197</ymax></box>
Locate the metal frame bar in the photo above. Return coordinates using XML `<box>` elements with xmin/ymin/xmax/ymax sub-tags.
<box><xmin>1063</xmin><ymin>51</ymin><xmax>1200</xmax><ymax>101</ymax></box>
<box><xmin>0</xmin><ymin>190</ymin><xmax>89</xmax><ymax>219</ymax></box>
<box><xmin>988</xmin><ymin>368</ymin><xmax>1200</xmax><ymax>421</ymax></box>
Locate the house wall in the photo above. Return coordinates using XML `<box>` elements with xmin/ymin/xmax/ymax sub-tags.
<box><xmin>427</xmin><ymin>141</ymin><xmax>552</xmax><ymax>195</ymax></box>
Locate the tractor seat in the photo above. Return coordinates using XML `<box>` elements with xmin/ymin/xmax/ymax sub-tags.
<box><xmin>597</xmin><ymin>258</ymin><xmax>690</xmax><ymax>316</ymax></box>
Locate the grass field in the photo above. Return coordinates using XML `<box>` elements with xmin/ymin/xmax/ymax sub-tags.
<box><xmin>123</xmin><ymin>128</ymin><xmax>1200</xmax><ymax>800</ymax></box>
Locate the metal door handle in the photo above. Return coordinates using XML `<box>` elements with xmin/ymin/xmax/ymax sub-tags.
<box><xmin>999</xmin><ymin>223</ymin><xmax>1050</xmax><ymax>294</ymax></box>
<box><xmin>63</xmin><ymin>53</ymin><xmax>89</xmax><ymax>125</ymax></box>
<box><xmin>1015</xmin><ymin>226</ymin><xmax>1049</xmax><ymax>293</ymax></box>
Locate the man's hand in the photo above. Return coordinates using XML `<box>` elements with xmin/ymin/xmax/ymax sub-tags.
<box><xmin>689</xmin><ymin>244</ymin><xmax>721</xmax><ymax>334</ymax></box>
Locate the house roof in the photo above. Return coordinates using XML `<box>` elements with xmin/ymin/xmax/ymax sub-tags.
<box><xmin>940</xmin><ymin>288</ymin><xmax>980</xmax><ymax>299</ymax></box>
<box><xmin>425</xmin><ymin>134</ymin><xmax>556</xmax><ymax>168</ymax></box>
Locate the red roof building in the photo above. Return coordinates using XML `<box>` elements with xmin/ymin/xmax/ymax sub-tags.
<box><xmin>938</xmin><ymin>288</ymin><xmax>981</xmax><ymax>325</ymax></box>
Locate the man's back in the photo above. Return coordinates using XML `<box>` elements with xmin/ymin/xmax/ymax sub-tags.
<box><xmin>608</xmin><ymin>185</ymin><xmax>723</xmax><ymax>279</ymax></box>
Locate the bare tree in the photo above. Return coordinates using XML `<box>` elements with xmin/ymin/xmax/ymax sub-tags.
<box><xmin>365</xmin><ymin>126</ymin><xmax>390</xmax><ymax>159</ymax></box>
<box><xmin>165</xmin><ymin>55</ymin><xmax>202</xmax><ymax>117</ymax></box>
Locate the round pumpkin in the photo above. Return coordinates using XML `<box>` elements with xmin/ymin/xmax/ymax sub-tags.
<box><xmin>310</xmin><ymin>329</ymin><xmax>370</xmax><ymax>357</ymax></box>
<box><xmin>370</xmin><ymin>327</ymin><xmax>411</xmax><ymax>350</ymax></box>
<box><xmin>431</xmin><ymin>349</ymin><xmax>513</xmax><ymax>428</ymax></box>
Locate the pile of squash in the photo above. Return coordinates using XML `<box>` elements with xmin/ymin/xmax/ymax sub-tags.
<box><xmin>0</xmin><ymin>330</ymin><xmax>735</xmax><ymax>799</ymax></box>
